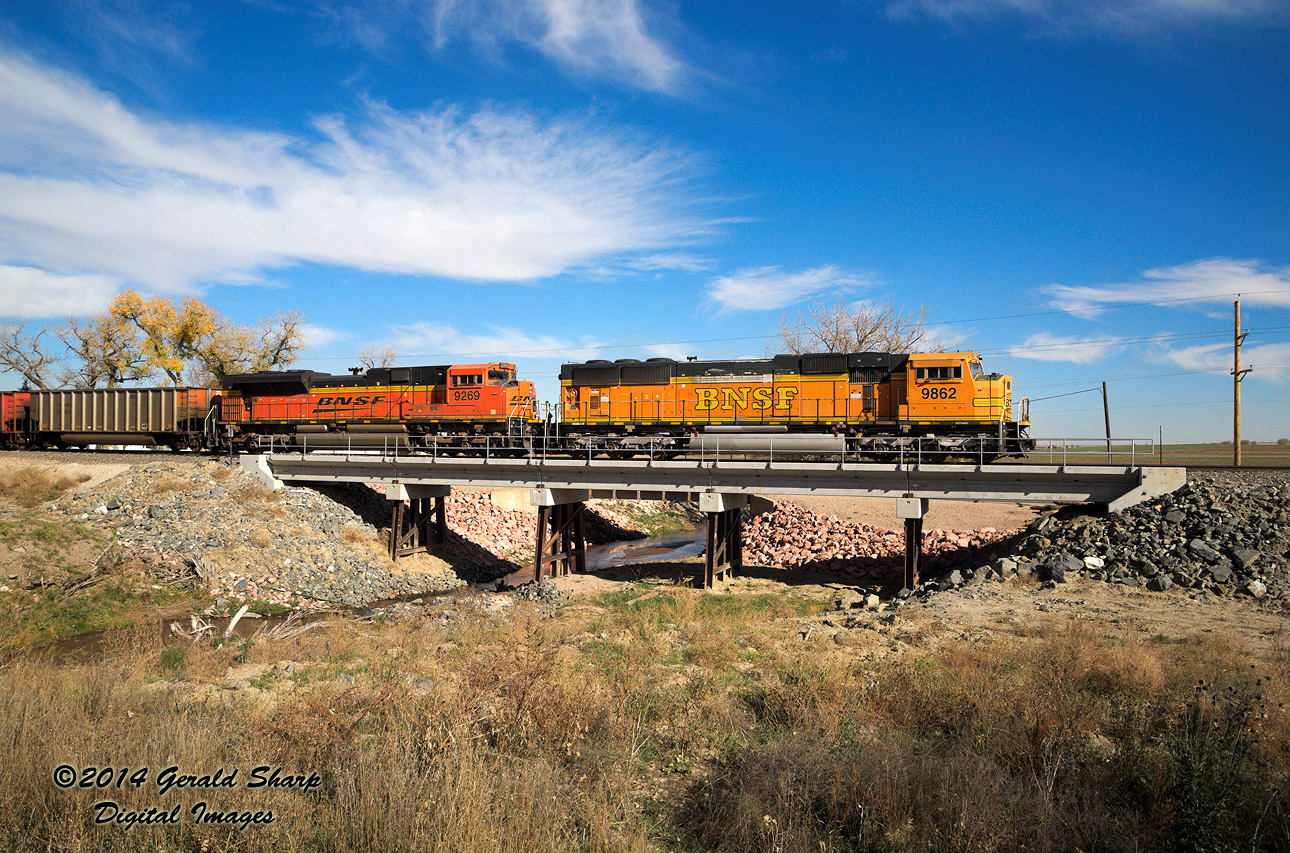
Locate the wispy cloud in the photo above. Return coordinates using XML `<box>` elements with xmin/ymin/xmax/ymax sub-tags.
<box><xmin>325</xmin><ymin>0</ymin><xmax>691</xmax><ymax>93</ymax></box>
<box><xmin>704</xmin><ymin>265</ymin><xmax>875</xmax><ymax>313</ymax></box>
<box><xmin>1046</xmin><ymin>258</ymin><xmax>1290</xmax><ymax>317</ymax></box>
<box><xmin>0</xmin><ymin>265</ymin><xmax>121</xmax><ymax>318</ymax></box>
<box><xmin>300</xmin><ymin>324</ymin><xmax>352</xmax><ymax>350</ymax></box>
<box><xmin>1159</xmin><ymin>340</ymin><xmax>1290</xmax><ymax>384</ymax></box>
<box><xmin>64</xmin><ymin>0</ymin><xmax>198</xmax><ymax>87</ymax></box>
<box><xmin>925</xmin><ymin>323</ymin><xmax>972</xmax><ymax>351</ymax></box>
<box><xmin>1008</xmin><ymin>331</ymin><xmax>1121</xmax><ymax>364</ymax></box>
<box><xmin>388</xmin><ymin>321</ymin><xmax>603</xmax><ymax>360</ymax></box>
<box><xmin>0</xmin><ymin>50</ymin><xmax>705</xmax><ymax>296</ymax></box>
<box><xmin>642</xmin><ymin>343</ymin><xmax>694</xmax><ymax>361</ymax></box>
<box><xmin>622</xmin><ymin>253</ymin><xmax>714</xmax><ymax>272</ymax></box>
<box><xmin>886</xmin><ymin>0</ymin><xmax>1285</xmax><ymax>36</ymax></box>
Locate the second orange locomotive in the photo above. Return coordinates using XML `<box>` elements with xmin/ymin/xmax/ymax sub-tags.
<box><xmin>559</xmin><ymin>351</ymin><xmax>1030</xmax><ymax>458</ymax></box>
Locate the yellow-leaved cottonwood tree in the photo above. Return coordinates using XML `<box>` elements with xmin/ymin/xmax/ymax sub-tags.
<box><xmin>0</xmin><ymin>290</ymin><xmax>307</xmax><ymax>388</ymax></box>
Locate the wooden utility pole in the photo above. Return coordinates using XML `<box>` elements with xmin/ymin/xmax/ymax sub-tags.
<box><xmin>1102</xmin><ymin>381</ymin><xmax>1111</xmax><ymax>463</ymax></box>
<box><xmin>1233</xmin><ymin>300</ymin><xmax>1251</xmax><ymax>466</ymax></box>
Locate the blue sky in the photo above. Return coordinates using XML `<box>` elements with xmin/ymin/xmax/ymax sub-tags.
<box><xmin>0</xmin><ymin>0</ymin><xmax>1287</xmax><ymax>443</ymax></box>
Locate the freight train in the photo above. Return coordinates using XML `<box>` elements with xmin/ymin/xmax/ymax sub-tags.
<box><xmin>0</xmin><ymin>351</ymin><xmax>1031</xmax><ymax>460</ymax></box>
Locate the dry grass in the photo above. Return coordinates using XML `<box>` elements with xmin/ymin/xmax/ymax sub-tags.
<box><xmin>0</xmin><ymin>467</ymin><xmax>89</xmax><ymax>508</ymax></box>
<box><xmin>231</xmin><ymin>484</ymin><xmax>286</xmax><ymax>519</ymax></box>
<box><xmin>148</xmin><ymin>474</ymin><xmax>191</xmax><ymax>495</ymax></box>
<box><xmin>685</xmin><ymin>622</ymin><xmax>1290</xmax><ymax>853</ymax></box>
<box><xmin>341</xmin><ymin>525</ymin><xmax>371</xmax><ymax>545</ymax></box>
<box><xmin>1</xmin><ymin>592</ymin><xmax>1287</xmax><ymax>852</ymax></box>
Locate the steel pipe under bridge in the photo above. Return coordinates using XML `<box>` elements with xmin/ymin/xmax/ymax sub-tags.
<box><xmin>245</xmin><ymin>453</ymin><xmax>1186</xmax><ymax>589</ymax></box>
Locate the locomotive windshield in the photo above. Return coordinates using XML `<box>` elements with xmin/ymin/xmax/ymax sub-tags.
<box><xmin>487</xmin><ymin>368</ymin><xmax>515</xmax><ymax>386</ymax></box>
<box><xmin>969</xmin><ymin>361</ymin><xmax>984</xmax><ymax>379</ymax></box>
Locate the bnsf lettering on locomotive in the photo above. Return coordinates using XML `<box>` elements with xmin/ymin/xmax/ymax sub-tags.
<box><xmin>313</xmin><ymin>394</ymin><xmax>385</xmax><ymax>409</ymax></box>
<box><xmin>694</xmin><ymin>386</ymin><xmax>798</xmax><ymax>411</ymax></box>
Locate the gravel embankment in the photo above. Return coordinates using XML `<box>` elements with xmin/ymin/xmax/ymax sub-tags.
<box><xmin>914</xmin><ymin>477</ymin><xmax>1290</xmax><ymax>605</ymax></box>
<box><xmin>49</xmin><ymin>459</ymin><xmax>654</xmax><ymax>613</ymax></box>
<box><xmin>56</xmin><ymin>460</ymin><xmax>464</xmax><ymax>611</ymax></box>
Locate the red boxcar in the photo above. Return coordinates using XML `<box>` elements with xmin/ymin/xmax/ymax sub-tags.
<box><xmin>1</xmin><ymin>391</ymin><xmax>31</xmax><ymax>448</ymax></box>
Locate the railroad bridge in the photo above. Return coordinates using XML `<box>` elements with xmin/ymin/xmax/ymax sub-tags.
<box><xmin>244</xmin><ymin>452</ymin><xmax>1185</xmax><ymax>589</ymax></box>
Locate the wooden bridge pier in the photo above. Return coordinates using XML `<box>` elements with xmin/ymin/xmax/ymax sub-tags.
<box><xmin>898</xmin><ymin>497</ymin><xmax>928</xmax><ymax>589</ymax></box>
<box><xmin>387</xmin><ymin>483</ymin><xmax>450</xmax><ymax>559</ymax></box>
<box><xmin>700</xmin><ymin>493</ymin><xmax>747</xmax><ymax>589</ymax></box>
<box><xmin>532</xmin><ymin>488</ymin><xmax>588</xmax><ymax>581</ymax></box>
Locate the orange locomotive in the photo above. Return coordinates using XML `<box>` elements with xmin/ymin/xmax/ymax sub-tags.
<box><xmin>559</xmin><ymin>351</ymin><xmax>1030</xmax><ymax>458</ymax></box>
<box><xmin>220</xmin><ymin>362</ymin><xmax>535</xmax><ymax>449</ymax></box>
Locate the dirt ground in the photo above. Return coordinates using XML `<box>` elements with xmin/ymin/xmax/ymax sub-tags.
<box><xmin>551</xmin><ymin>557</ymin><xmax>1290</xmax><ymax>658</ymax></box>
<box><xmin>0</xmin><ymin>453</ymin><xmax>137</xmax><ymax>492</ymax></box>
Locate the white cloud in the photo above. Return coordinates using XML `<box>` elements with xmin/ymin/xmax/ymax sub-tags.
<box><xmin>300</xmin><ymin>324</ymin><xmax>352</xmax><ymax>349</ymax></box>
<box><xmin>642</xmin><ymin>343</ymin><xmax>693</xmax><ymax>361</ymax></box>
<box><xmin>886</xmin><ymin>0</ymin><xmax>1284</xmax><ymax>35</ymax></box>
<box><xmin>388</xmin><ymin>321</ymin><xmax>603</xmax><ymax>360</ymax></box>
<box><xmin>1047</xmin><ymin>258</ymin><xmax>1290</xmax><ymax>317</ymax></box>
<box><xmin>623</xmin><ymin>253</ymin><xmax>714</xmax><ymax>272</ymax></box>
<box><xmin>1160</xmin><ymin>340</ymin><xmax>1290</xmax><ymax>384</ymax></box>
<box><xmin>704</xmin><ymin>265</ymin><xmax>875</xmax><ymax>313</ymax></box>
<box><xmin>924</xmin><ymin>323</ymin><xmax>972</xmax><ymax>351</ymax></box>
<box><xmin>0</xmin><ymin>265</ymin><xmax>121</xmax><ymax>318</ymax></box>
<box><xmin>329</xmin><ymin>0</ymin><xmax>690</xmax><ymax>93</ymax></box>
<box><xmin>1009</xmin><ymin>331</ymin><xmax>1121</xmax><ymax>363</ymax></box>
<box><xmin>0</xmin><ymin>50</ymin><xmax>705</xmax><ymax>293</ymax></box>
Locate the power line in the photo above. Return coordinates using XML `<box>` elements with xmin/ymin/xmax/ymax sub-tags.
<box><xmin>1034</xmin><ymin>399</ymin><xmax>1290</xmax><ymax>414</ymax></box>
<box><xmin>1028</xmin><ymin>387</ymin><xmax>1102</xmax><ymax>403</ymax></box>
<box><xmin>290</xmin><ymin>288</ymin><xmax>1290</xmax><ymax>363</ymax></box>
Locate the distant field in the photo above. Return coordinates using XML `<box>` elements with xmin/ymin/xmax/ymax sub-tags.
<box><xmin>1021</xmin><ymin>442</ymin><xmax>1290</xmax><ymax>468</ymax></box>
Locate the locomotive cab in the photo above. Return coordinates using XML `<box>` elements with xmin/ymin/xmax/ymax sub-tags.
<box><xmin>904</xmin><ymin>352</ymin><xmax>1018</xmax><ymax>433</ymax></box>
<box><xmin>446</xmin><ymin>363</ymin><xmax>535</xmax><ymax>422</ymax></box>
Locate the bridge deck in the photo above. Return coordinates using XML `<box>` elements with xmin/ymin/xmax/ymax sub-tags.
<box><xmin>253</xmin><ymin>453</ymin><xmax>1186</xmax><ymax>511</ymax></box>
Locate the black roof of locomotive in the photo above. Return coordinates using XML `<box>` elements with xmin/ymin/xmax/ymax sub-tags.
<box><xmin>222</xmin><ymin>365</ymin><xmax>453</xmax><ymax>395</ymax></box>
<box><xmin>558</xmin><ymin>353</ymin><xmax>910</xmax><ymax>384</ymax></box>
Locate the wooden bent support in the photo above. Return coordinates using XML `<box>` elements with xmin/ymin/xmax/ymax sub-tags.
<box><xmin>387</xmin><ymin>483</ymin><xmax>450</xmax><ymax>560</ymax></box>
<box><xmin>700</xmin><ymin>492</ymin><xmax>747</xmax><ymax>589</ymax></box>
<box><xmin>531</xmin><ymin>488</ymin><xmax>589</xmax><ymax>581</ymax></box>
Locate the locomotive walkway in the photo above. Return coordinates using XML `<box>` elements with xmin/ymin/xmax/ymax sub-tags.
<box><xmin>245</xmin><ymin>451</ymin><xmax>1186</xmax><ymax>589</ymax></box>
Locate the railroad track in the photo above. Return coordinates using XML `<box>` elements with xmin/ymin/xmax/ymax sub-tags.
<box><xmin>1161</xmin><ymin>464</ymin><xmax>1290</xmax><ymax>472</ymax></box>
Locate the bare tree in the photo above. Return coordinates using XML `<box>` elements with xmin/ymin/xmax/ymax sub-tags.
<box><xmin>774</xmin><ymin>299</ymin><xmax>939</xmax><ymax>355</ymax></box>
<box><xmin>356</xmin><ymin>344</ymin><xmax>397</xmax><ymax>369</ymax></box>
<box><xmin>0</xmin><ymin>321</ymin><xmax>58</xmax><ymax>388</ymax></box>
<box><xmin>57</xmin><ymin>314</ymin><xmax>150</xmax><ymax>387</ymax></box>
<box><xmin>252</xmin><ymin>311</ymin><xmax>306</xmax><ymax>372</ymax></box>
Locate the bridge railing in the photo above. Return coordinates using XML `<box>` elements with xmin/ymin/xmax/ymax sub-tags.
<box><xmin>255</xmin><ymin>433</ymin><xmax>1156</xmax><ymax>468</ymax></box>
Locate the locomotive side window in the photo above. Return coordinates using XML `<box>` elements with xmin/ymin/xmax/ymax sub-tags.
<box><xmin>452</xmin><ymin>374</ymin><xmax>482</xmax><ymax>386</ymax></box>
<box><xmin>916</xmin><ymin>366</ymin><xmax>961</xmax><ymax>381</ymax></box>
